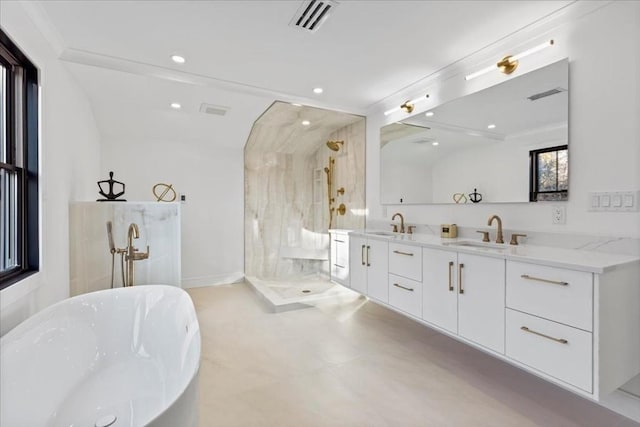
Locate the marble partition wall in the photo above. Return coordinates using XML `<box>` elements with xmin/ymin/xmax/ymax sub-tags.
<box><xmin>244</xmin><ymin>106</ymin><xmax>366</xmax><ymax>281</ymax></box>
<box><xmin>69</xmin><ymin>202</ymin><xmax>181</xmax><ymax>296</ymax></box>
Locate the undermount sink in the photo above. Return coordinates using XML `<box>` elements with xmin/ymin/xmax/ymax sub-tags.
<box><xmin>445</xmin><ymin>240</ymin><xmax>507</xmax><ymax>250</ymax></box>
<box><xmin>366</xmin><ymin>231</ymin><xmax>397</xmax><ymax>236</ymax></box>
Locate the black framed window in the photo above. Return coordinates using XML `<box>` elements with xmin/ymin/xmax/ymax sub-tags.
<box><xmin>529</xmin><ymin>145</ymin><xmax>568</xmax><ymax>202</ymax></box>
<box><xmin>0</xmin><ymin>28</ymin><xmax>39</xmax><ymax>289</ymax></box>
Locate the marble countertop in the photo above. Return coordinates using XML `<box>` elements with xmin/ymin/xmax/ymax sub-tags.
<box><xmin>350</xmin><ymin>230</ymin><xmax>640</xmax><ymax>274</ymax></box>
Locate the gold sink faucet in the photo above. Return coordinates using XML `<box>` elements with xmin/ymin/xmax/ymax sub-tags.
<box><xmin>392</xmin><ymin>212</ymin><xmax>405</xmax><ymax>233</ymax></box>
<box><xmin>487</xmin><ymin>215</ymin><xmax>504</xmax><ymax>244</ymax></box>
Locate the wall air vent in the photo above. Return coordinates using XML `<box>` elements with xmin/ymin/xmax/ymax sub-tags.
<box><xmin>527</xmin><ymin>87</ymin><xmax>567</xmax><ymax>101</ymax></box>
<box><xmin>199</xmin><ymin>103</ymin><xmax>229</xmax><ymax>116</ymax></box>
<box><xmin>289</xmin><ymin>0</ymin><xmax>337</xmax><ymax>33</ymax></box>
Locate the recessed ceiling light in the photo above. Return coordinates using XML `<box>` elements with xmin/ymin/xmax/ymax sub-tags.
<box><xmin>171</xmin><ymin>103</ymin><xmax>181</xmax><ymax>109</ymax></box>
<box><xmin>171</xmin><ymin>55</ymin><xmax>186</xmax><ymax>64</ymax></box>
<box><xmin>425</xmin><ymin>111</ymin><xmax>434</xmax><ymax>117</ymax></box>
<box><xmin>313</xmin><ymin>87</ymin><xmax>323</xmax><ymax>94</ymax></box>
<box><xmin>487</xmin><ymin>124</ymin><xmax>496</xmax><ymax>129</ymax></box>
<box><xmin>302</xmin><ymin>120</ymin><xmax>310</xmax><ymax>126</ymax></box>
<box><xmin>432</xmin><ymin>141</ymin><xmax>439</xmax><ymax>146</ymax></box>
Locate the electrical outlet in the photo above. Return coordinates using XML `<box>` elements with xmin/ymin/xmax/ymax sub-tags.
<box><xmin>552</xmin><ymin>206</ymin><xmax>566</xmax><ymax>224</ymax></box>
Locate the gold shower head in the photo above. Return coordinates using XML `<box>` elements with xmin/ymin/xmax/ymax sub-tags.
<box><xmin>326</xmin><ymin>140</ymin><xmax>344</xmax><ymax>151</ymax></box>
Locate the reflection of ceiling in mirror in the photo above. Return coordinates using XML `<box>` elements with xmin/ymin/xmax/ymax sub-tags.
<box><xmin>403</xmin><ymin>59</ymin><xmax>568</xmax><ymax>140</ymax></box>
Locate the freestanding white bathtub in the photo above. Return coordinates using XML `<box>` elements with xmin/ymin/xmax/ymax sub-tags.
<box><xmin>1</xmin><ymin>285</ymin><xmax>201</xmax><ymax>427</ymax></box>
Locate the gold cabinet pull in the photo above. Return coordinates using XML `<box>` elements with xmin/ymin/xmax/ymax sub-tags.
<box><xmin>520</xmin><ymin>274</ymin><xmax>568</xmax><ymax>286</ymax></box>
<box><xmin>366</xmin><ymin>245</ymin><xmax>371</xmax><ymax>267</ymax></box>
<box><xmin>448</xmin><ymin>261</ymin><xmax>454</xmax><ymax>291</ymax></box>
<box><xmin>361</xmin><ymin>245</ymin><xmax>366</xmax><ymax>266</ymax></box>
<box><xmin>393</xmin><ymin>283</ymin><xmax>414</xmax><ymax>292</ymax></box>
<box><xmin>334</xmin><ymin>264</ymin><xmax>345</xmax><ymax>269</ymax></box>
<box><xmin>393</xmin><ymin>250</ymin><xmax>414</xmax><ymax>256</ymax></box>
<box><xmin>458</xmin><ymin>263</ymin><xmax>464</xmax><ymax>294</ymax></box>
<box><xmin>520</xmin><ymin>326</ymin><xmax>568</xmax><ymax>344</ymax></box>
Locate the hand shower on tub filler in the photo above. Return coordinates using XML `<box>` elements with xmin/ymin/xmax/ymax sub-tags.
<box><xmin>106</xmin><ymin>221</ymin><xmax>150</xmax><ymax>288</ymax></box>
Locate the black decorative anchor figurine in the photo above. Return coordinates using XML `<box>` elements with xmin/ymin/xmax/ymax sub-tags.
<box><xmin>97</xmin><ymin>171</ymin><xmax>127</xmax><ymax>202</ymax></box>
<box><xmin>469</xmin><ymin>188</ymin><xmax>483</xmax><ymax>203</ymax></box>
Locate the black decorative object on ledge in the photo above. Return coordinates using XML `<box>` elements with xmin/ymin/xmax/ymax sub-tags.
<box><xmin>469</xmin><ymin>188</ymin><xmax>483</xmax><ymax>203</ymax></box>
<box><xmin>97</xmin><ymin>171</ymin><xmax>127</xmax><ymax>202</ymax></box>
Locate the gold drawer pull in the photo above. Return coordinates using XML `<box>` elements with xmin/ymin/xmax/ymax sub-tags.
<box><xmin>393</xmin><ymin>283</ymin><xmax>414</xmax><ymax>292</ymax></box>
<box><xmin>393</xmin><ymin>250</ymin><xmax>414</xmax><ymax>256</ymax></box>
<box><xmin>448</xmin><ymin>261</ymin><xmax>454</xmax><ymax>291</ymax></box>
<box><xmin>521</xmin><ymin>274</ymin><xmax>568</xmax><ymax>286</ymax></box>
<box><xmin>520</xmin><ymin>326</ymin><xmax>568</xmax><ymax>344</ymax></box>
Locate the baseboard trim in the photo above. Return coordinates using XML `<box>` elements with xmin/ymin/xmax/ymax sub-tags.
<box><xmin>181</xmin><ymin>272</ymin><xmax>244</xmax><ymax>288</ymax></box>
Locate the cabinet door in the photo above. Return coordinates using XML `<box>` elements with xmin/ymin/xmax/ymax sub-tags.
<box><xmin>331</xmin><ymin>235</ymin><xmax>349</xmax><ymax>285</ymax></box>
<box><xmin>458</xmin><ymin>253</ymin><xmax>505</xmax><ymax>353</ymax></box>
<box><xmin>349</xmin><ymin>236</ymin><xmax>367</xmax><ymax>294</ymax></box>
<box><xmin>367</xmin><ymin>239</ymin><xmax>389</xmax><ymax>303</ymax></box>
<box><xmin>422</xmin><ymin>248</ymin><xmax>458</xmax><ymax>334</ymax></box>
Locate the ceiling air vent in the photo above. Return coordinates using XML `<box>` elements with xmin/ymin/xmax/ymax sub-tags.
<box><xmin>289</xmin><ymin>0</ymin><xmax>337</xmax><ymax>33</ymax></box>
<box><xmin>199</xmin><ymin>103</ymin><xmax>229</xmax><ymax>116</ymax></box>
<box><xmin>527</xmin><ymin>87</ymin><xmax>567</xmax><ymax>101</ymax></box>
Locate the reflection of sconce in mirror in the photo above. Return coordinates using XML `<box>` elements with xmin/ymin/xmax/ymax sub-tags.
<box><xmin>337</xmin><ymin>187</ymin><xmax>345</xmax><ymax>196</ymax></box>
<box><xmin>465</xmin><ymin>39</ymin><xmax>554</xmax><ymax>81</ymax></box>
<box><xmin>384</xmin><ymin>94</ymin><xmax>430</xmax><ymax>116</ymax></box>
<box><xmin>337</xmin><ymin>203</ymin><xmax>346</xmax><ymax>215</ymax></box>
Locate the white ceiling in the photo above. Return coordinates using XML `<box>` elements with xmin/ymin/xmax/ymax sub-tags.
<box><xmin>32</xmin><ymin>0</ymin><xmax>574</xmax><ymax>148</ymax></box>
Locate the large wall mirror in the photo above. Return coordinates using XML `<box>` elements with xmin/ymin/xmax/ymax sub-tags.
<box><xmin>381</xmin><ymin>58</ymin><xmax>569</xmax><ymax>205</ymax></box>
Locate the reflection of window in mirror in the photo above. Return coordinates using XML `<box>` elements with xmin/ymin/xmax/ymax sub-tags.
<box><xmin>529</xmin><ymin>145</ymin><xmax>568</xmax><ymax>201</ymax></box>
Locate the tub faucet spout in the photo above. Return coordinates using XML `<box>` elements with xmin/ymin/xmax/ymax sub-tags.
<box><xmin>125</xmin><ymin>223</ymin><xmax>149</xmax><ymax>286</ymax></box>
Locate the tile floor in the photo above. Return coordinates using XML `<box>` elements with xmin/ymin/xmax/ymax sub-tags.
<box><xmin>187</xmin><ymin>283</ymin><xmax>639</xmax><ymax>427</ymax></box>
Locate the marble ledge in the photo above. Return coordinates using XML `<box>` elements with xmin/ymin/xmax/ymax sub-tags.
<box><xmin>350</xmin><ymin>230</ymin><xmax>640</xmax><ymax>274</ymax></box>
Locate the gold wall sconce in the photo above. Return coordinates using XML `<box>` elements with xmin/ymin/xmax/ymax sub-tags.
<box><xmin>337</xmin><ymin>187</ymin><xmax>345</xmax><ymax>196</ymax></box>
<box><xmin>337</xmin><ymin>203</ymin><xmax>346</xmax><ymax>216</ymax></box>
<box><xmin>465</xmin><ymin>39</ymin><xmax>554</xmax><ymax>81</ymax></box>
<box><xmin>384</xmin><ymin>94</ymin><xmax>430</xmax><ymax>116</ymax></box>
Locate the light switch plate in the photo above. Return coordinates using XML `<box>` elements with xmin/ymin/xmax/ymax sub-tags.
<box><xmin>589</xmin><ymin>191</ymin><xmax>639</xmax><ymax>212</ymax></box>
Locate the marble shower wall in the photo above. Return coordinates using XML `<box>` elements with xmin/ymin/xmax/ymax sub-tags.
<box><xmin>245</xmin><ymin>118</ymin><xmax>366</xmax><ymax>280</ymax></box>
<box><xmin>313</xmin><ymin>120</ymin><xmax>367</xmax><ymax>232</ymax></box>
<box><xmin>69</xmin><ymin>202</ymin><xmax>181</xmax><ymax>296</ymax></box>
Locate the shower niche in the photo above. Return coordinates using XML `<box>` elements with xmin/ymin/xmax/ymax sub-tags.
<box><xmin>244</xmin><ymin>101</ymin><xmax>365</xmax><ymax>307</ymax></box>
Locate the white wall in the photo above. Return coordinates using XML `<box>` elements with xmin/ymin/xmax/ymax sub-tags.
<box><xmin>366</xmin><ymin>0</ymin><xmax>640</xmax><ymax>413</ymax></box>
<box><xmin>0</xmin><ymin>2</ymin><xmax>101</xmax><ymax>334</ymax></box>
<box><xmin>100</xmin><ymin>137</ymin><xmax>244</xmax><ymax>287</ymax></box>
<box><xmin>368</xmin><ymin>1</ymin><xmax>640</xmax><ymax>238</ymax></box>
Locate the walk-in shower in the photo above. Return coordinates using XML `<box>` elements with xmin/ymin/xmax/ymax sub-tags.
<box><xmin>244</xmin><ymin>101</ymin><xmax>366</xmax><ymax>310</ymax></box>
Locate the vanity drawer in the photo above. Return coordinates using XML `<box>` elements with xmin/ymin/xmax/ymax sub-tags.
<box><xmin>506</xmin><ymin>261</ymin><xmax>593</xmax><ymax>331</ymax></box>
<box><xmin>506</xmin><ymin>309</ymin><xmax>592</xmax><ymax>392</ymax></box>
<box><xmin>389</xmin><ymin>274</ymin><xmax>422</xmax><ymax>318</ymax></box>
<box><xmin>389</xmin><ymin>243</ymin><xmax>422</xmax><ymax>281</ymax></box>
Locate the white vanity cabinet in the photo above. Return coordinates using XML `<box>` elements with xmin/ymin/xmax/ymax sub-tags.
<box><xmin>422</xmin><ymin>247</ymin><xmax>458</xmax><ymax>334</ymax></box>
<box><xmin>503</xmin><ymin>259</ymin><xmax>640</xmax><ymax>397</ymax></box>
<box><xmin>349</xmin><ymin>236</ymin><xmax>388</xmax><ymax>300</ymax></box>
<box><xmin>330</xmin><ymin>230</ymin><xmax>350</xmax><ymax>286</ymax></box>
<box><xmin>422</xmin><ymin>249</ymin><xmax>505</xmax><ymax>353</ymax></box>
<box><xmin>388</xmin><ymin>243</ymin><xmax>423</xmax><ymax>317</ymax></box>
<box><xmin>457</xmin><ymin>253</ymin><xmax>506</xmax><ymax>353</ymax></box>
<box><xmin>347</xmin><ymin>231</ymin><xmax>640</xmax><ymax>402</ymax></box>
